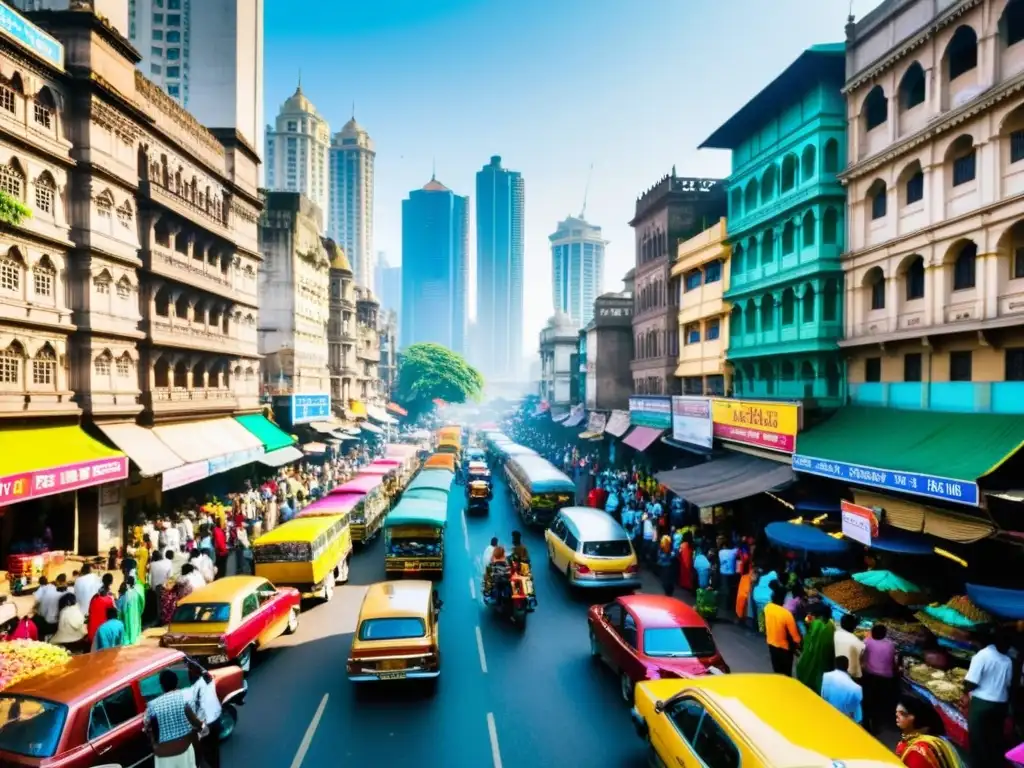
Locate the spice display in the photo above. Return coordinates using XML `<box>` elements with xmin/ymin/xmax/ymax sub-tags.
<box><xmin>906</xmin><ymin>661</ymin><xmax>967</xmax><ymax>704</ymax></box>
<box><xmin>944</xmin><ymin>596</ymin><xmax>992</xmax><ymax>625</ymax></box>
<box><xmin>821</xmin><ymin>579</ymin><xmax>885</xmax><ymax>613</ymax></box>
<box><xmin>0</xmin><ymin>640</ymin><xmax>71</xmax><ymax>690</ymax></box>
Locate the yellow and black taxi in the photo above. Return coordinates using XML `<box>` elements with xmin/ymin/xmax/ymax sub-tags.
<box><xmin>545</xmin><ymin>506</ymin><xmax>640</xmax><ymax>589</ymax></box>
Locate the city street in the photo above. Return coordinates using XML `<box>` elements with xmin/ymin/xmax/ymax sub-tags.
<box><xmin>222</xmin><ymin>471</ymin><xmax>775</xmax><ymax>768</ymax></box>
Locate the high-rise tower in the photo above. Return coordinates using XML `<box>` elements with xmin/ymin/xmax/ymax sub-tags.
<box><xmin>401</xmin><ymin>176</ymin><xmax>469</xmax><ymax>355</ymax></box>
<box><xmin>264</xmin><ymin>84</ymin><xmax>330</xmax><ymax>217</ymax></box>
<box><xmin>550</xmin><ymin>216</ymin><xmax>606</xmax><ymax>328</ymax></box>
<box><xmin>328</xmin><ymin>116</ymin><xmax>375</xmax><ymax>287</ymax></box>
<box><xmin>475</xmin><ymin>155</ymin><xmax>524</xmax><ymax>379</ymax></box>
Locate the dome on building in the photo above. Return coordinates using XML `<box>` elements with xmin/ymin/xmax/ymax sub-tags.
<box><xmin>324</xmin><ymin>238</ymin><xmax>351</xmax><ymax>272</ymax></box>
<box><xmin>549</xmin><ymin>310</ymin><xmax>575</xmax><ymax>329</ymax></box>
<box><xmin>340</xmin><ymin>116</ymin><xmax>366</xmax><ymax>137</ymax></box>
<box><xmin>282</xmin><ymin>85</ymin><xmax>318</xmax><ymax>115</ymax></box>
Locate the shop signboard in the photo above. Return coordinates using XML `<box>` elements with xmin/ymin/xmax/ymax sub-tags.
<box><xmin>585</xmin><ymin>412</ymin><xmax>607</xmax><ymax>433</ymax></box>
<box><xmin>671</xmin><ymin>396</ymin><xmax>713</xmax><ymax>449</ymax></box>
<box><xmin>0</xmin><ymin>456</ymin><xmax>128</xmax><ymax>505</ymax></box>
<box><xmin>162</xmin><ymin>461</ymin><xmax>211</xmax><ymax>492</ymax></box>
<box><xmin>791</xmin><ymin>455</ymin><xmax>980</xmax><ymax>506</ymax></box>
<box><xmin>208</xmin><ymin>447</ymin><xmax>265</xmax><ymax>476</ymax></box>
<box><xmin>840</xmin><ymin>500</ymin><xmax>878</xmax><ymax>546</ymax></box>
<box><xmin>605</xmin><ymin>410</ymin><xmax>631</xmax><ymax>438</ymax></box>
<box><xmin>710</xmin><ymin>399</ymin><xmax>800</xmax><ymax>453</ymax></box>
<box><xmin>0</xmin><ymin>5</ymin><xmax>63</xmax><ymax>70</ymax></box>
<box><xmin>275</xmin><ymin>393</ymin><xmax>331</xmax><ymax>425</ymax></box>
<box><xmin>629</xmin><ymin>396</ymin><xmax>672</xmax><ymax>430</ymax></box>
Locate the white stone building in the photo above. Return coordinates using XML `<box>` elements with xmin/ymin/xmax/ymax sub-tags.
<box><xmin>538</xmin><ymin>312</ymin><xmax>579</xmax><ymax>409</ymax></box>
<box><xmin>328</xmin><ymin>117</ymin><xmax>375</xmax><ymax>288</ymax></box>
<box><xmin>265</xmin><ymin>86</ymin><xmax>330</xmax><ymax>217</ymax></box>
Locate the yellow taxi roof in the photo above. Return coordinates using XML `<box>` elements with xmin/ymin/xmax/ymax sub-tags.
<box><xmin>177</xmin><ymin>575</ymin><xmax>265</xmax><ymax>606</ymax></box>
<box><xmin>359</xmin><ymin>580</ymin><xmax>432</xmax><ymax>618</ymax></box>
<box><xmin>640</xmin><ymin>674</ymin><xmax>902</xmax><ymax>767</ymax></box>
<box><xmin>253</xmin><ymin>515</ymin><xmax>342</xmax><ymax>545</ymax></box>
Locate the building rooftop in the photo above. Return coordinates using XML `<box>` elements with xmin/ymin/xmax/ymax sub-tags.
<box><xmin>700</xmin><ymin>43</ymin><xmax>845</xmax><ymax>150</ymax></box>
<box><xmin>422</xmin><ymin>176</ymin><xmax>450</xmax><ymax>192</ymax></box>
<box><xmin>340</xmin><ymin>116</ymin><xmax>366</xmax><ymax>136</ymax></box>
<box><xmin>324</xmin><ymin>238</ymin><xmax>351</xmax><ymax>272</ymax></box>
<box><xmin>281</xmin><ymin>84</ymin><xmax>320</xmax><ymax>116</ymax></box>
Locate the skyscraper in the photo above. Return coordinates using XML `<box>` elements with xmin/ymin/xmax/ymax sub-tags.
<box><xmin>374</xmin><ymin>252</ymin><xmax>402</xmax><ymax>315</ymax></box>
<box><xmin>122</xmin><ymin>0</ymin><xmax>263</xmax><ymax>152</ymax></box>
<box><xmin>550</xmin><ymin>216</ymin><xmax>607</xmax><ymax>328</ymax></box>
<box><xmin>475</xmin><ymin>155</ymin><xmax>524</xmax><ymax>380</ymax></box>
<box><xmin>328</xmin><ymin>117</ymin><xmax>375</xmax><ymax>287</ymax></box>
<box><xmin>265</xmin><ymin>85</ymin><xmax>330</xmax><ymax>217</ymax></box>
<box><xmin>401</xmin><ymin>177</ymin><xmax>469</xmax><ymax>355</ymax></box>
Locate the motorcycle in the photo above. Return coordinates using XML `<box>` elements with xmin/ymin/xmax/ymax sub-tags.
<box><xmin>483</xmin><ymin>560</ymin><xmax>536</xmax><ymax>630</ymax></box>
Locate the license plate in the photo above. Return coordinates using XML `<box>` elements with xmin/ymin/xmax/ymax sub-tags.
<box><xmin>595</xmin><ymin>572</ymin><xmax>622</xmax><ymax>579</ymax></box>
<box><xmin>379</xmin><ymin>659</ymin><xmax>405</xmax><ymax>671</ymax></box>
<box><xmin>378</xmin><ymin>670</ymin><xmax>407</xmax><ymax>680</ymax></box>
<box><xmin>206</xmin><ymin>654</ymin><xmax>229</xmax><ymax>664</ymax></box>
<box><xmin>405</xmin><ymin>563</ymin><xmax>420</xmax><ymax>570</ymax></box>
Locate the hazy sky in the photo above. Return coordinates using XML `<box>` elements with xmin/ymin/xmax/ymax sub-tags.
<box><xmin>265</xmin><ymin>0</ymin><xmax>884</xmax><ymax>355</ymax></box>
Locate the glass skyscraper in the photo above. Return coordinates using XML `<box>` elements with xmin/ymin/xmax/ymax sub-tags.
<box><xmin>328</xmin><ymin>118</ymin><xmax>375</xmax><ymax>288</ymax></box>
<box><xmin>550</xmin><ymin>216</ymin><xmax>606</xmax><ymax>328</ymax></box>
<box><xmin>401</xmin><ymin>177</ymin><xmax>469</xmax><ymax>355</ymax></box>
<box><xmin>475</xmin><ymin>156</ymin><xmax>524</xmax><ymax>380</ymax></box>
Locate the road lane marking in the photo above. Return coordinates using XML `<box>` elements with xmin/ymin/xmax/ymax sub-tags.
<box><xmin>290</xmin><ymin>693</ymin><xmax>328</xmax><ymax>768</ymax></box>
<box><xmin>469</xmin><ymin>577</ymin><xmax>476</xmax><ymax>600</ymax></box>
<box><xmin>475</xmin><ymin>625</ymin><xmax>488</xmax><ymax>673</ymax></box>
<box><xmin>462</xmin><ymin>509</ymin><xmax>470</xmax><ymax>552</ymax></box>
<box><xmin>487</xmin><ymin>712</ymin><xmax>503</xmax><ymax>768</ymax></box>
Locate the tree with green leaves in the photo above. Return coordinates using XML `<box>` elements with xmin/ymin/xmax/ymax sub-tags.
<box><xmin>0</xmin><ymin>190</ymin><xmax>31</xmax><ymax>227</ymax></box>
<box><xmin>396</xmin><ymin>343</ymin><xmax>484</xmax><ymax>419</ymax></box>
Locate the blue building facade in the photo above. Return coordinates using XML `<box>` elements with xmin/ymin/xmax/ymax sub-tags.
<box><xmin>400</xmin><ymin>177</ymin><xmax>469</xmax><ymax>354</ymax></box>
<box><xmin>701</xmin><ymin>44</ymin><xmax>848</xmax><ymax>406</ymax></box>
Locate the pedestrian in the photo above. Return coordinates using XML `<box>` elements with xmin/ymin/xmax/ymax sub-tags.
<box><xmin>895</xmin><ymin>694</ymin><xmax>965</xmax><ymax>768</ymax></box>
<box><xmin>821</xmin><ymin>655</ymin><xmax>863</xmax><ymax>722</ymax></box>
<box><xmin>483</xmin><ymin>536</ymin><xmax>498</xmax><ymax>567</ymax></box>
<box><xmin>795</xmin><ymin>603</ymin><xmax>835</xmax><ymax>695</ymax></box>
<box><xmin>73</xmin><ymin>564</ymin><xmax>102</xmax><ymax>618</ymax></box>
<box><xmin>764</xmin><ymin>588</ymin><xmax>800</xmax><ymax>675</ymax></box>
<box><xmin>144</xmin><ymin>669</ymin><xmax>203</xmax><ymax>768</ymax></box>
<box><xmin>92</xmin><ymin>605</ymin><xmax>126</xmax><ymax>651</ymax></box>
<box><xmin>190</xmin><ymin>663</ymin><xmax>223</xmax><ymax>767</ymax></box>
<box><xmin>118</xmin><ymin>575</ymin><xmax>145</xmax><ymax>645</ymax></box>
<box><xmin>717</xmin><ymin>539</ymin><xmax>739</xmax><ymax>620</ymax></box>
<box><xmin>656</xmin><ymin>536</ymin><xmax>675</xmax><ymax>596</ymax></box>
<box><xmin>963</xmin><ymin>629</ymin><xmax>1013</xmax><ymax>768</ymax></box>
<box><xmin>833</xmin><ymin>613</ymin><xmax>865</xmax><ymax>681</ymax></box>
<box><xmin>677</xmin><ymin>532</ymin><xmax>695</xmax><ymax>591</ymax></box>
<box><xmin>32</xmin><ymin>575</ymin><xmax>60</xmax><ymax>638</ymax></box>
<box><xmin>87</xmin><ymin>575</ymin><xmax>116</xmax><ymax>645</ymax></box>
<box><xmin>862</xmin><ymin>622</ymin><xmax>898</xmax><ymax>735</ymax></box>
<box><xmin>212</xmin><ymin>520</ymin><xmax>229</xmax><ymax>579</ymax></box>
<box><xmin>50</xmin><ymin>592</ymin><xmax>88</xmax><ymax>652</ymax></box>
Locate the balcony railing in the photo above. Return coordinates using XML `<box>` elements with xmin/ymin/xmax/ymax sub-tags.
<box><xmin>149</xmin><ymin>318</ymin><xmax>258</xmax><ymax>355</ymax></box>
<box><xmin>850</xmin><ymin>381</ymin><xmax>1024</xmax><ymax>414</ymax></box>
<box><xmin>145</xmin><ymin>244</ymin><xmax>237</xmax><ymax>301</ymax></box>
<box><xmin>735</xmin><ymin>379</ymin><xmax>843</xmax><ymax>404</ymax></box>
<box><xmin>729</xmin><ymin>320</ymin><xmax>842</xmax><ymax>351</ymax></box>
<box><xmin>140</xmin><ymin>179</ymin><xmax>233</xmax><ymax>241</ymax></box>
<box><xmin>142</xmin><ymin>387</ymin><xmax>239</xmax><ymax>411</ymax></box>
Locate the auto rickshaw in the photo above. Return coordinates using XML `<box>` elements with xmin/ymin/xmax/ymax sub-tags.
<box><xmin>466</xmin><ymin>478</ymin><xmax>492</xmax><ymax>513</ymax></box>
<box><xmin>466</xmin><ymin>460</ymin><xmax>490</xmax><ymax>484</ymax></box>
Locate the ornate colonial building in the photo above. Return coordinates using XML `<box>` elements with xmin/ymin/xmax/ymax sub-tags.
<box><xmin>327</xmin><ymin>241</ymin><xmax>357</xmax><ymax>410</ymax></box>
<box><xmin>842</xmin><ymin>0</ymin><xmax>1024</xmax><ymax>413</ymax></box>
<box><xmin>354</xmin><ymin>285</ymin><xmax>381</xmax><ymax>403</ymax></box>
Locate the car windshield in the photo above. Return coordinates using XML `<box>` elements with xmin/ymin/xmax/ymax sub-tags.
<box><xmin>358</xmin><ymin>617</ymin><xmax>426</xmax><ymax>641</ymax></box>
<box><xmin>172</xmin><ymin>603</ymin><xmax>232</xmax><ymax>623</ymax></box>
<box><xmin>581</xmin><ymin>540</ymin><xmax>632</xmax><ymax>558</ymax></box>
<box><xmin>0</xmin><ymin>695</ymin><xmax>67</xmax><ymax>758</ymax></box>
<box><xmin>643</xmin><ymin>627</ymin><xmax>717</xmax><ymax>658</ymax></box>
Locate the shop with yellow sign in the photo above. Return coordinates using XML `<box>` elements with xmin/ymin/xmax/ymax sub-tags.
<box><xmin>710</xmin><ymin>398</ymin><xmax>801</xmax><ymax>454</ymax></box>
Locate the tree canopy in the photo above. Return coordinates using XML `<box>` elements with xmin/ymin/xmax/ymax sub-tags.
<box><xmin>395</xmin><ymin>343</ymin><xmax>483</xmax><ymax>417</ymax></box>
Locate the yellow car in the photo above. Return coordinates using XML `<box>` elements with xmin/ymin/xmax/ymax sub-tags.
<box><xmin>631</xmin><ymin>674</ymin><xmax>902</xmax><ymax>768</ymax></box>
<box><xmin>545</xmin><ymin>506</ymin><xmax>640</xmax><ymax>589</ymax></box>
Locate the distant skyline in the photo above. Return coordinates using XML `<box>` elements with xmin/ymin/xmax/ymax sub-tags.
<box><xmin>264</xmin><ymin>0</ymin><xmax>884</xmax><ymax>355</ymax></box>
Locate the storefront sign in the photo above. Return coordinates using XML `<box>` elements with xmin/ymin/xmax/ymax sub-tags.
<box><xmin>586</xmin><ymin>412</ymin><xmax>607</xmax><ymax>433</ymax></box>
<box><xmin>0</xmin><ymin>457</ymin><xmax>128</xmax><ymax>505</ymax></box>
<box><xmin>605</xmin><ymin>410</ymin><xmax>631</xmax><ymax>438</ymax></box>
<box><xmin>792</xmin><ymin>455</ymin><xmax>980</xmax><ymax>506</ymax></box>
<box><xmin>208</xmin><ymin>447</ymin><xmax>265</xmax><ymax>476</ymax></box>
<box><xmin>841</xmin><ymin>500</ymin><xmax>878</xmax><ymax>546</ymax></box>
<box><xmin>671</xmin><ymin>396</ymin><xmax>713</xmax><ymax>449</ymax></box>
<box><xmin>286</xmin><ymin>393</ymin><xmax>331</xmax><ymax>424</ymax></box>
<box><xmin>629</xmin><ymin>396</ymin><xmax>672</xmax><ymax>430</ymax></box>
<box><xmin>0</xmin><ymin>5</ymin><xmax>63</xmax><ymax>70</ymax></box>
<box><xmin>162</xmin><ymin>461</ymin><xmax>211</xmax><ymax>491</ymax></box>
<box><xmin>711</xmin><ymin>399</ymin><xmax>800</xmax><ymax>453</ymax></box>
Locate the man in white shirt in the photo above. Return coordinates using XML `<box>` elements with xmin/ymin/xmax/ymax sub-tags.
<box><xmin>833</xmin><ymin>613</ymin><xmax>866</xmax><ymax>679</ymax></box>
<box><xmin>964</xmin><ymin>630</ymin><xmax>1013</xmax><ymax>768</ymax></box>
<box><xmin>821</xmin><ymin>656</ymin><xmax>863</xmax><ymax>722</ymax></box>
<box><xmin>190</xmin><ymin>664</ymin><xmax>223</xmax><ymax>767</ymax></box>
<box><xmin>73</xmin><ymin>564</ymin><xmax>102</xmax><ymax>619</ymax></box>
<box><xmin>148</xmin><ymin>551</ymin><xmax>173</xmax><ymax>590</ymax></box>
<box><xmin>163</xmin><ymin>521</ymin><xmax>181</xmax><ymax>553</ymax></box>
<box><xmin>483</xmin><ymin>537</ymin><xmax>498</xmax><ymax>566</ymax></box>
<box><xmin>641</xmin><ymin>515</ymin><xmax>657</xmax><ymax>564</ymax></box>
<box><xmin>189</xmin><ymin>550</ymin><xmax>216</xmax><ymax>583</ymax></box>
<box><xmin>33</xmin><ymin>576</ymin><xmax>60</xmax><ymax>635</ymax></box>
<box><xmin>181</xmin><ymin>563</ymin><xmax>207</xmax><ymax>591</ymax></box>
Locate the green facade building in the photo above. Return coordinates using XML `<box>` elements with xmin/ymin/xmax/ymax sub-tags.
<box><xmin>701</xmin><ymin>43</ymin><xmax>847</xmax><ymax>406</ymax></box>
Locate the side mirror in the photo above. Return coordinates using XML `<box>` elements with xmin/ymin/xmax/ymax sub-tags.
<box><xmin>653</xmin><ymin>700</ymin><xmax>665</xmax><ymax>715</ymax></box>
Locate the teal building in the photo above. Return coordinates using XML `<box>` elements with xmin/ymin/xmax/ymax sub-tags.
<box><xmin>700</xmin><ymin>44</ymin><xmax>847</xmax><ymax>406</ymax></box>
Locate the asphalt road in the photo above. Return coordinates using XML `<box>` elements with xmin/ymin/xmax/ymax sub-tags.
<box><xmin>221</xmin><ymin>472</ymin><xmax>777</xmax><ymax>768</ymax></box>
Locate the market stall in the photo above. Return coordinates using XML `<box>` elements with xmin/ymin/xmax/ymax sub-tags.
<box><xmin>0</xmin><ymin>640</ymin><xmax>70</xmax><ymax>690</ymax></box>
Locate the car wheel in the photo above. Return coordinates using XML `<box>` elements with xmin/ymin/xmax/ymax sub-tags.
<box><xmin>285</xmin><ymin>607</ymin><xmax>299</xmax><ymax>635</ymax></box>
<box><xmin>589</xmin><ymin>628</ymin><xmax>601</xmax><ymax>658</ymax></box>
<box><xmin>337</xmin><ymin>556</ymin><xmax>350</xmax><ymax>584</ymax></box>
<box><xmin>565</xmin><ymin>565</ymin><xmax>574</xmax><ymax>585</ymax></box>
<box><xmin>620</xmin><ymin>671</ymin><xmax>634</xmax><ymax>704</ymax></box>
<box><xmin>217</xmin><ymin>703</ymin><xmax>238</xmax><ymax>741</ymax></box>
<box><xmin>323</xmin><ymin>577</ymin><xmax>334</xmax><ymax>602</ymax></box>
<box><xmin>238</xmin><ymin>645</ymin><xmax>254</xmax><ymax>674</ymax></box>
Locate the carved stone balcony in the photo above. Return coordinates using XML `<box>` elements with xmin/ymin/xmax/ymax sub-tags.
<box><xmin>147</xmin><ymin>318</ymin><xmax>258</xmax><ymax>357</ymax></box>
<box><xmin>142</xmin><ymin>386</ymin><xmax>237</xmax><ymax>414</ymax></box>
<box><xmin>139</xmin><ymin>179</ymin><xmax>234</xmax><ymax>243</ymax></box>
<box><xmin>143</xmin><ymin>243</ymin><xmax>237</xmax><ymax>302</ymax></box>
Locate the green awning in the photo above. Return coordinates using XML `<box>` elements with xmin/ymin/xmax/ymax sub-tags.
<box><xmin>793</xmin><ymin>406</ymin><xmax>1024</xmax><ymax>507</ymax></box>
<box><xmin>235</xmin><ymin>414</ymin><xmax>296</xmax><ymax>452</ymax></box>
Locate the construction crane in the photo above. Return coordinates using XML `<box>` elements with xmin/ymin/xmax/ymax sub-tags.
<box><xmin>579</xmin><ymin>162</ymin><xmax>593</xmax><ymax>220</ymax></box>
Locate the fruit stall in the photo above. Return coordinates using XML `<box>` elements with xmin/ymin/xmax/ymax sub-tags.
<box><xmin>0</xmin><ymin>640</ymin><xmax>71</xmax><ymax>691</ymax></box>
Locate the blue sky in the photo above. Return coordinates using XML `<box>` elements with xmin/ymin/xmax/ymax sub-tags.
<box><xmin>265</xmin><ymin>0</ymin><xmax>884</xmax><ymax>356</ymax></box>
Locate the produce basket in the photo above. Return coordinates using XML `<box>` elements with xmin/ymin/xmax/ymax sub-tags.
<box><xmin>821</xmin><ymin>579</ymin><xmax>887</xmax><ymax>614</ymax></box>
<box><xmin>0</xmin><ymin>640</ymin><xmax>71</xmax><ymax>691</ymax></box>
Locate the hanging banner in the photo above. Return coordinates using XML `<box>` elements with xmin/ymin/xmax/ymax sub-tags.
<box><xmin>629</xmin><ymin>396</ymin><xmax>672</xmax><ymax>429</ymax></box>
<box><xmin>671</xmin><ymin>396</ymin><xmax>713</xmax><ymax>449</ymax></box>
<box><xmin>841</xmin><ymin>500</ymin><xmax>878</xmax><ymax>546</ymax></box>
<box><xmin>585</xmin><ymin>412</ymin><xmax>607</xmax><ymax>433</ymax></box>
<box><xmin>605</xmin><ymin>410</ymin><xmax>631</xmax><ymax>437</ymax></box>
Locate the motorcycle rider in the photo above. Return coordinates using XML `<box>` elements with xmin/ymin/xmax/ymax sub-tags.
<box><xmin>509</xmin><ymin>530</ymin><xmax>530</xmax><ymax>564</ymax></box>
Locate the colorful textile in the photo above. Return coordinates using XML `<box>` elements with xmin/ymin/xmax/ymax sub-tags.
<box><xmin>118</xmin><ymin>586</ymin><xmax>145</xmax><ymax>645</ymax></box>
<box><xmin>795</xmin><ymin>618</ymin><xmax>835</xmax><ymax>694</ymax></box>
<box><xmin>896</xmin><ymin>734</ymin><xmax>965</xmax><ymax>768</ymax></box>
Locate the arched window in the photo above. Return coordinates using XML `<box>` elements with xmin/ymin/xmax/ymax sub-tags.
<box><xmin>0</xmin><ymin>341</ymin><xmax>23</xmax><ymax>386</ymax></box>
<box><xmin>802</xmin><ymin>211</ymin><xmax>816</xmax><ymax>247</ymax></box>
<box><xmin>191</xmin><ymin>360</ymin><xmax>205</xmax><ymax>388</ymax></box>
<box><xmin>782</xmin><ymin>221</ymin><xmax>796</xmax><ymax>255</ymax></box>
<box><xmin>759</xmin><ymin>362</ymin><xmax>775</xmax><ymax>395</ymax></box>
<box><xmin>905</xmin><ymin>256</ymin><xmax>926</xmax><ymax>300</ymax></box>
<box><xmin>730</xmin><ymin>188</ymin><xmax>742</xmax><ymax>217</ymax></box>
<box><xmin>822</xmin><ymin>207</ymin><xmax>839</xmax><ymax>244</ymax></box>
<box><xmin>866</xmin><ymin>267</ymin><xmax>886</xmax><ymax>310</ymax></box>
<box><xmin>781</xmin><ymin>288</ymin><xmax>796</xmax><ymax>325</ymax></box>
<box><xmin>760</xmin><ymin>228</ymin><xmax>774</xmax><ymax>265</ymax></box>
<box><xmin>731</xmin><ymin>243</ymin><xmax>744</xmax><ymax>276</ymax></box>
<box><xmin>116</xmin><ymin>276</ymin><xmax>132</xmax><ymax>300</ymax></box>
<box><xmin>34</xmin><ymin>171</ymin><xmax>55</xmax><ymax>216</ymax></box>
<box><xmin>174</xmin><ymin>294</ymin><xmax>190</xmax><ymax>320</ymax></box>
<box><xmin>173</xmin><ymin>360</ymin><xmax>188</xmax><ymax>388</ymax></box>
<box><xmin>760</xmin><ymin>166</ymin><xmax>777</xmax><ymax>203</ymax></box>
<box><xmin>730</xmin><ymin>306</ymin><xmax>742</xmax><ymax>338</ymax></box>
<box><xmin>744</xmin><ymin>300</ymin><xmax>756</xmax><ymax>334</ymax></box>
<box><xmin>0</xmin><ymin>247</ymin><xmax>22</xmax><ymax>293</ymax></box>
<box><xmin>801</xmin><ymin>145</ymin><xmax>817</xmax><ymax>182</ymax></box>
<box><xmin>800</xmin><ymin>361</ymin><xmax>815</xmax><ymax>383</ymax></box>
<box><xmin>32</xmin><ymin>86</ymin><xmax>55</xmax><ymax>129</ymax></box>
<box><xmin>0</xmin><ymin>159</ymin><xmax>24</xmax><ymax>199</ymax></box>
<box><xmin>94</xmin><ymin>350</ymin><xmax>112</xmax><ymax>378</ymax></box>
<box><xmin>117</xmin><ymin>200</ymin><xmax>133</xmax><ymax>230</ymax></box>
<box><xmin>899</xmin><ymin>62</ymin><xmax>926</xmax><ymax>110</ymax></box>
<box><xmin>744</xmin><ymin>179</ymin><xmax>758</xmax><ymax>212</ymax></box>
<box><xmin>760</xmin><ymin>294</ymin><xmax>776</xmax><ymax>331</ymax></box>
<box><xmin>802</xmin><ymin>284</ymin><xmax>816</xmax><ymax>323</ymax></box>
<box><xmin>900</xmin><ymin>161</ymin><xmax>924</xmax><ymax>205</ymax></box>
<box><xmin>947</xmin><ymin>135</ymin><xmax>976</xmax><ymax>186</ymax></box>
<box><xmin>154</xmin><ymin>357</ymin><xmax>170</xmax><ymax>388</ymax></box>
<box><xmin>32</xmin><ymin>343</ymin><xmax>56</xmax><ymax>387</ymax></box>
<box><xmin>952</xmin><ymin>241</ymin><xmax>977</xmax><ymax>290</ymax></box>
<box><xmin>863</xmin><ymin>85</ymin><xmax>888</xmax><ymax>131</ymax></box>
<box><xmin>823</xmin><ymin>139</ymin><xmax>840</xmax><ymax>174</ymax></box>
<box><xmin>33</xmin><ymin>255</ymin><xmax>54</xmax><ymax>299</ymax></box>
<box><xmin>116</xmin><ymin>352</ymin><xmax>132</xmax><ymax>379</ymax></box>
<box><xmin>780</xmin><ymin>360</ymin><xmax>796</xmax><ymax>381</ymax></box>
<box><xmin>154</xmin><ymin>286</ymin><xmax>171</xmax><ymax>316</ymax></box>
<box><xmin>946</xmin><ymin>26</ymin><xmax>979</xmax><ymax>81</ymax></box>
<box><xmin>781</xmin><ymin>154</ymin><xmax>798</xmax><ymax>192</ymax></box>
<box><xmin>868</xmin><ymin>179</ymin><xmax>888</xmax><ymax>219</ymax></box>
<box><xmin>1001</xmin><ymin>0</ymin><xmax>1024</xmax><ymax>48</ymax></box>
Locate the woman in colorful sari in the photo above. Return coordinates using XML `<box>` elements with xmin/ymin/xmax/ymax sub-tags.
<box><xmin>895</xmin><ymin>694</ymin><xmax>965</xmax><ymax>768</ymax></box>
<box><xmin>795</xmin><ymin>603</ymin><xmax>836</xmax><ymax>694</ymax></box>
<box><xmin>734</xmin><ymin>560</ymin><xmax>754</xmax><ymax>625</ymax></box>
<box><xmin>117</xmin><ymin>576</ymin><xmax>145</xmax><ymax>645</ymax></box>
<box><xmin>160</xmin><ymin>571</ymin><xmax>195</xmax><ymax>626</ymax></box>
<box><xmin>87</xmin><ymin>581</ymin><xmax>116</xmax><ymax>645</ymax></box>
<box><xmin>677</xmin><ymin>532</ymin><xmax>695</xmax><ymax>591</ymax></box>
<box><xmin>134</xmin><ymin>535</ymin><xmax>151</xmax><ymax>590</ymax></box>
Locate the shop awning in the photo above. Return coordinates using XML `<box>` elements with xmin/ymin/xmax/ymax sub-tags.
<box><xmin>623</xmin><ymin>426</ymin><xmax>664</xmax><ymax>452</ymax></box>
<box><xmin>562</xmin><ymin>410</ymin><xmax>586</xmax><ymax>428</ymax></box>
<box><xmin>966</xmin><ymin>583</ymin><xmax>1024</xmax><ymax>620</ymax></box>
<box><xmin>387</xmin><ymin>402</ymin><xmax>407</xmax><ymax>416</ymax></box>
<box><xmin>260</xmin><ymin>446</ymin><xmax>303</xmax><ymax>467</ymax></box>
<box><xmin>868</xmin><ymin>527</ymin><xmax>938</xmax><ymax>555</ymax></box>
<box><xmin>152</xmin><ymin>418</ymin><xmax>263</xmax><ymax>464</ymax></box>
<box><xmin>551</xmin><ymin>412</ymin><xmax>569</xmax><ymax>423</ymax></box>
<box><xmin>0</xmin><ymin>425</ymin><xmax>129</xmax><ymax>502</ymax></box>
<box><xmin>764</xmin><ymin>522</ymin><xmax>851</xmax><ymax>554</ymax></box>
<box><xmin>656</xmin><ymin>452</ymin><xmax>795</xmax><ymax>508</ymax></box>
<box><xmin>852</xmin><ymin>489</ymin><xmax>995</xmax><ymax>543</ymax></box>
<box><xmin>605</xmin><ymin>410</ymin><xmax>630</xmax><ymax>437</ymax></box>
<box><xmin>235</xmin><ymin>414</ymin><xmax>296</xmax><ymax>453</ymax></box>
<box><xmin>793</xmin><ymin>406</ymin><xmax>1024</xmax><ymax>507</ymax></box>
<box><xmin>96</xmin><ymin>422</ymin><xmax>184</xmax><ymax>477</ymax></box>
<box><xmin>349</xmin><ymin>400</ymin><xmax>368</xmax><ymax>419</ymax></box>
<box><xmin>302</xmin><ymin>442</ymin><xmax>327</xmax><ymax>454</ymax></box>
<box><xmin>366</xmin><ymin>404</ymin><xmax>397</xmax><ymax>424</ymax></box>
<box><xmin>361</xmin><ymin>422</ymin><xmax>384</xmax><ymax>434</ymax></box>
<box><xmin>309</xmin><ymin>421</ymin><xmax>338</xmax><ymax>434</ymax></box>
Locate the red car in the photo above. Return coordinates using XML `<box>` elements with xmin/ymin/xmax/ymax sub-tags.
<box><xmin>0</xmin><ymin>647</ymin><xmax>245</xmax><ymax>767</ymax></box>
<box><xmin>587</xmin><ymin>594</ymin><xmax>730</xmax><ymax>703</ymax></box>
